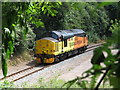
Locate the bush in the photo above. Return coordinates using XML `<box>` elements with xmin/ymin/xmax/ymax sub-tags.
<box><xmin>0</xmin><ymin>80</ymin><xmax>14</xmax><ymax>88</ymax></box>
<box><xmin>14</xmin><ymin>24</ymin><xmax>35</xmax><ymax>54</ymax></box>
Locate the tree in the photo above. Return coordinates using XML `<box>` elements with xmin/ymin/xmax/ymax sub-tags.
<box><xmin>40</xmin><ymin>2</ymin><xmax>110</xmax><ymax>42</ymax></box>
<box><xmin>63</xmin><ymin>2</ymin><xmax>120</xmax><ymax>89</ymax></box>
<box><xmin>2</xmin><ymin>2</ymin><xmax>62</xmax><ymax>77</ymax></box>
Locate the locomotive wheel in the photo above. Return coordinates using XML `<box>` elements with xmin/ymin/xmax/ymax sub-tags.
<box><xmin>54</xmin><ymin>57</ymin><xmax>59</xmax><ymax>63</ymax></box>
<box><xmin>82</xmin><ymin>50</ymin><xmax>85</xmax><ymax>53</ymax></box>
<box><xmin>74</xmin><ymin>50</ymin><xmax>78</xmax><ymax>55</ymax></box>
<box><xmin>78</xmin><ymin>49</ymin><xmax>82</xmax><ymax>54</ymax></box>
<box><xmin>81</xmin><ymin>49</ymin><xmax>85</xmax><ymax>53</ymax></box>
<box><xmin>82</xmin><ymin>46</ymin><xmax>86</xmax><ymax>53</ymax></box>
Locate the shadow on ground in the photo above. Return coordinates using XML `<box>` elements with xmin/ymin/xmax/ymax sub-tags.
<box><xmin>26</xmin><ymin>60</ymin><xmax>38</xmax><ymax>66</ymax></box>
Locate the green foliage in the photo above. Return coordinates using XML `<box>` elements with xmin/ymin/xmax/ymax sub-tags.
<box><xmin>63</xmin><ymin>20</ymin><xmax>120</xmax><ymax>88</ymax></box>
<box><xmin>2</xmin><ymin>2</ymin><xmax>62</xmax><ymax>77</ymax></box>
<box><xmin>18</xmin><ymin>77</ymin><xmax>65</xmax><ymax>88</ymax></box>
<box><xmin>40</xmin><ymin>2</ymin><xmax>109</xmax><ymax>42</ymax></box>
<box><xmin>0</xmin><ymin>80</ymin><xmax>13</xmax><ymax>88</ymax></box>
<box><xmin>86</xmin><ymin>31</ymin><xmax>99</xmax><ymax>43</ymax></box>
<box><xmin>2</xmin><ymin>2</ymin><xmax>119</xmax><ymax>88</ymax></box>
<box><xmin>42</xmin><ymin>78</ymin><xmax>65</xmax><ymax>88</ymax></box>
<box><xmin>2</xmin><ymin>2</ymin><xmax>30</xmax><ymax>77</ymax></box>
<box><xmin>77</xmin><ymin>80</ymin><xmax>88</xmax><ymax>88</ymax></box>
<box><xmin>105</xmin><ymin>2</ymin><xmax>120</xmax><ymax>20</ymax></box>
<box><xmin>62</xmin><ymin>77</ymin><xmax>78</xmax><ymax>89</ymax></box>
<box><xmin>62</xmin><ymin>2</ymin><xmax>120</xmax><ymax>88</ymax></box>
<box><xmin>13</xmin><ymin>25</ymin><xmax>35</xmax><ymax>53</ymax></box>
<box><xmin>88</xmin><ymin>20</ymin><xmax>120</xmax><ymax>88</ymax></box>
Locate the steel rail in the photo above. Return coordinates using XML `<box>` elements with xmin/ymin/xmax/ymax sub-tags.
<box><xmin>0</xmin><ymin>64</ymin><xmax>39</xmax><ymax>81</ymax></box>
<box><xmin>13</xmin><ymin>65</ymin><xmax>51</xmax><ymax>82</ymax></box>
<box><xmin>0</xmin><ymin>43</ymin><xmax>103</xmax><ymax>82</ymax></box>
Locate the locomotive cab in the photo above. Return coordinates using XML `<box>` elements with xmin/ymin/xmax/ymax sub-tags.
<box><xmin>35</xmin><ymin>37</ymin><xmax>57</xmax><ymax>63</ymax></box>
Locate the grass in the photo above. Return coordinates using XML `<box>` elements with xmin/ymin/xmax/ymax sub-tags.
<box><xmin>0</xmin><ymin>75</ymin><xmax>112</xmax><ymax>88</ymax></box>
<box><xmin>13</xmin><ymin>77</ymin><xmax>66</xmax><ymax>88</ymax></box>
<box><xmin>25</xmin><ymin>77</ymin><xmax>66</xmax><ymax>88</ymax></box>
<box><xmin>0</xmin><ymin>80</ymin><xmax>14</xmax><ymax>88</ymax></box>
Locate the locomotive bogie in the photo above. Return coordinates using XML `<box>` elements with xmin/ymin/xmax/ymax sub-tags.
<box><xmin>44</xmin><ymin>58</ymin><xmax>54</xmax><ymax>63</ymax></box>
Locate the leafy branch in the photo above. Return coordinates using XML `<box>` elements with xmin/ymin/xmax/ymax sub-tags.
<box><xmin>63</xmin><ymin>19</ymin><xmax>120</xmax><ymax>89</ymax></box>
<box><xmin>2</xmin><ymin>2</ymin><xmax>62</xmax><ymax>77</ymax></box>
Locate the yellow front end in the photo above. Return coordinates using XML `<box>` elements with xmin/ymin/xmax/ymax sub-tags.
<box><xmin>35</xmin><ymin>39</ymin><xmax>55</xmax><ymax>63</ymax></box>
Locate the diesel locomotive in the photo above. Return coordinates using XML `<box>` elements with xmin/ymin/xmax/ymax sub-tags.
<box><xmin>34</xmin><ymin>29</ymin><xmax>88</xmax><ymax>63</ymax></box>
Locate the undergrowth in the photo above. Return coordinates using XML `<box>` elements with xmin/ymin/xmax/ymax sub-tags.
<box><xmin>8</xmin><ymin>50</ymin><xmax>33</xmax><ymax>66</ymax></box>
<box><xmin>0</xmin><ymin>75</ymin><xmax>111</xmax><ymax>88</ymax></box>
<box><xmin>16</xmin><ymin>76</ymin><xmax>111</xmax><ymax>88</ymax></box>
<box><xmin>0</xmin><ymin>80</ymin><xmax>14</xmax><ymax>88</ymax></box>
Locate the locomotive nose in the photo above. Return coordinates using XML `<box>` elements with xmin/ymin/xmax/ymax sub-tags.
<box><xmin>42</xmin><ymin>47</ymin><xmax>48</xmax><ymax>54</ymax></box>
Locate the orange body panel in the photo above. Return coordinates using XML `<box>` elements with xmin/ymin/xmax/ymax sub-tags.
<box><xmin>36</xmin><ymin>57</ymin><xmax>54</xmax><ymax>63</ymax></box>
<box><xmin>74</xmin><ymin>36</ymin><xmax>88</xmax><ymax>49</ymax></box>
<box><xmin>84</xmin><ymin>37</ymin><xmax>88</xmax><ymax>46</ymax></box>
<box><xmin>44</xmin><ymin>58</ymin><xmax>54</xmax><ymax>63</ymax></box>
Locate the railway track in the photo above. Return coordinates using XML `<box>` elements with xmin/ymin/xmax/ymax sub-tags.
<box><xmin>0</xmin><ymin>43</ymin><xmax>104</xmax><ymax>83</ymax></box>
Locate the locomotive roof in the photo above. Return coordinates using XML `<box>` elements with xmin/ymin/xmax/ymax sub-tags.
<box><xmin>40</xmin><ymin>37</ymin><xmax>58</xmax><ymax>42</ymax></box>
<box><xmin>52</xmin><ymin>29</ymin><xmax>85</xmax><ymax>39</ymax></box>
<box><xmin>70</xmin><ymin>29</ymin><xmax>85</xmax><ymax>35</ymax></box>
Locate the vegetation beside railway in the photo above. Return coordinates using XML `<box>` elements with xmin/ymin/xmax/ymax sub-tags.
<box><xmin>63</xmin><ymin>3</ymin><xmax>120</xmax><ymax>89</ymax></box>
<box><xmin>1</xmin><ymin>1</ymin><xmax>120</xmax><ymax>89</ymax></box>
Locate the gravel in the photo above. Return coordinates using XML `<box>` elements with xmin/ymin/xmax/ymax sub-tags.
<box><xmin>14</xmin><ymin>50</ymin><xmax>94</xmax><ymax>87</ymax></box>
<box><xmin>0</xmin><ymin>45</ymin><xmax>118</xmax><ymax>88</ymax></box>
